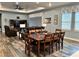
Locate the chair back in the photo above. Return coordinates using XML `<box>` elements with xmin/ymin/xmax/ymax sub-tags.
<box><xmin>53</xmin><ymin>32</ymin><xmax>60</xmax><ymax>41</ymax></box>
<box><xmin>44</xmin><ymin>33</ymin><xmax>52</xmax><ymax>42</ymax></box>
<box><xmin>60</xmin><ymin>32</ymin><xmax>65</xmax><ymax>39</ymax></box>
<box><xmin>55</xmin><ymin>29</ymin><xmax>62</xmax><ymax>33</ymax></box>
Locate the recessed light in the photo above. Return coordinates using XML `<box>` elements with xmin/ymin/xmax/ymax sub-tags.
<box><xmin>36</xmin><ymin>2</ymin><xmax>39</xmax><ymax>4</ymax></box>
<box><xmin>49</xmin><ymin>2</ymin><xmax>52</xmax><ymax>7</ymax></box>
<box><xmin>16</xmin><ymin>2</ymin><xmax>19</xmax><ymax>5</ymax></box>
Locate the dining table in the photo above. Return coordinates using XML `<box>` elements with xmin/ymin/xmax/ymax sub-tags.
<box><xmin>25</xmin><ymin>32</ymin><xmax>52</xmax><ymax>56</ymax></box>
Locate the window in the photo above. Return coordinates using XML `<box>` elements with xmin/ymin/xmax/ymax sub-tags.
<box><xmin>75</xmin><ymin>12</ymin><xmax>79</xmax><ymax>31</ymax></box>
<box><xmin>62</xmin><ymin>13</ymin><xmax>72</xmax><ymax>30</ymax></box>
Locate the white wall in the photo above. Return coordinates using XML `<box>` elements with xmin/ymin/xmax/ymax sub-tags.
<box><xmin>1</xmin><ymin>12</ymin><xmax>27</xmax><ymax>32</ymax></box>
<box><xmin>42</xmin><ymin>10</ymin><xmax>61</xmax><ymax>32</ymax></box>
<box><xmin>29</xmin><ymin>5</ymin><xmax>79</xmax><ymax>40</ymax></box>
<box><xmin>28</xmin><ymin>10</ymin><xmax>61</xmax><ymax>33</ymax></box>
<box><xmin>43</xmin><ymin>10</ymin><xmax>79</xmax><ymax>40</ymax></box>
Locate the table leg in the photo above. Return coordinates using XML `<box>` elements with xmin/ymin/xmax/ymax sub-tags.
<box><xmin>37</xmin><ymin>40</ymin><xmax>40</xmax><ymax>56</ymax></box>
<box><xmin>61</xmin><ymin>38</ymin><xmax>63</xmax><ymax>49</ymax></box>
<box><xmin>25</xmin><ymin>40</ymin><xmax>26</xmax><ymax>54</ymax></box>
<box><xmin>52</xmin><ymin>41</ymin><xmax>54</xmax><ymax>53</ymax></box>
<box><xmin>58</xmin><ymin>39</ymin><xmax>60</xmax><ymax>50</ymax></box>
<box><xmin>28</xmin><ymin>39</ymin><xmax>31</xmax><ymax>56</ymax></box>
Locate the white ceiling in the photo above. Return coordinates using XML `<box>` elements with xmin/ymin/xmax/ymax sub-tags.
<box><xmin>0</xmin><ymin>2</ymin><xmax>72</xmax><ymax>13</ymax></box>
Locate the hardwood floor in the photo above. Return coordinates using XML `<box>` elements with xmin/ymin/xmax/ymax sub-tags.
<box><xmin>0</xmin><ymin>33</ymin><xmax>79</xmax><ymax>57</ymax></box>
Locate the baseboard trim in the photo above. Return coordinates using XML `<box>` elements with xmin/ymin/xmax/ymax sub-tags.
<box><xmin>65</xmin><ymin>37</ymin><xmax>79</xmax><ymax>42</ymax></box>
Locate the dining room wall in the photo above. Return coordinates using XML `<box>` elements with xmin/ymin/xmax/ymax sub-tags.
<box><xmin>29</xmin><ymin>4</ymin><xmax>79</xmax><ymax>41</ymax></box>
<box><xmin>42</xmin><ymin>10</ymin><xmax>61</xmax><ymax>33</ymax></box>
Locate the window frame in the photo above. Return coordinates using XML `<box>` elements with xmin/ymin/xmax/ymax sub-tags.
<box><xmin>61</xmin><ymin>12</ymin><xmax>72</xmax><ymax>30</ymax></box>
<box><xmin>74</xmin><ymin>12</ymin><xmax>79</xmax><ymax>31</ymax></box>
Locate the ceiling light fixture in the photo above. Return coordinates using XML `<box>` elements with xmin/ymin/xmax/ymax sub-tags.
<box><xmin>49</xmin><ymin>2</ymin><xmax>52</xmax><ymax>7</ymax></box>
<box><xmin>36</xmin><ymin>2</ymin><xmax>39</xmax><ymax>4</ymax></box>
<box><xmin>15</xmin><ymin>2</ymin><xmax>23</xmax><ymax>10</ymax></box>
<box><xmin>16</xmin><ymin>2</ymin><xmax>19</xmax><ymax>5</ymax></box>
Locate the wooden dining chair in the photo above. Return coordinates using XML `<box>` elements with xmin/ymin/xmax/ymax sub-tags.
<box><xmin>51</xmin><ymin>32</ymin><xmax>60</xmax><ymax>51</ymax></box>
<box><xmin>51</xmin><ymin>33</ymin><xmax>54</xmax><ymax>52</ymax></box>
<box><xmin>24</xmin><ymin>32</ymin><xmax>35</xmax><ymax>56</ymax></box>
<box><xmin>27</xmin><ymin>32</ymin><xmax>41</xmax><ymax>56</ymax></box>
<box><xmin>60</xmin><ymin>32</ymin><xmax>65</xmax><ymax>49</ymax></box>
<box><xmin>40</xmin><ymin>33</ymin><xmax>52</xmax><ymax>56</ymax></box>
<box><xmin>25</xmin><ymin>31</ymin><xmax>44</xmax><ymax>56</ymax></box>
<box><xmin>55</xmin><ymin>29</ymin><xmax>62</xmax><ymax>33</ymax></box>
<box><xmin>55</xmin><ymin>29</ymin><xmax>62</xmax><ymax>31</ymax></box>
<box><xmin>23</xmin><ymin>33</ymin><xmax>30</xmax><ymax>56</ymax></box>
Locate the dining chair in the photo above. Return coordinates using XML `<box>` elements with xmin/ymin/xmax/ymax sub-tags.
<box><xmin>51</xmin><ymin>32</ymin><xmax>60</xmax><ymax>51</ymax></box>
<box><xmin>60</xmin><ymin>32</ymin><xmax>65</xmax><ymax>49</ymax></box>
<box><xmin>40</xmin><ymin>33</ymin><xmax>52</xmax><ymax>56</ymax></box>
<box><xmin>55</xmin><ymin>29</ymin><xmax>62</xmax><ymax>33</ymax></box>
<box><xmin>23</xmin><ymin>33</ymin><xmax>30</xmax><ymax>56</ymax></box>
<box><xmin>24</xmin><ymin>32</ymin><xmax>35</xmax><ymax>56</ymax></box>
<box><xmin>27</xmin><ymin>32</ymin><xmax>41</xmax><ymax>56</ymax></box>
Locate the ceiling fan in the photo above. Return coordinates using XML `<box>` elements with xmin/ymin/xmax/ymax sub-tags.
<box><xmin>15</xmin><ymin>2</ymin><xmax>24</xmax><ymax>10</ymax></box>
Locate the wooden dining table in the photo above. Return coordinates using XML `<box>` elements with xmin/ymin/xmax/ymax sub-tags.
<box><xmin>24</xmin><ymin>31</ymin><xmax>65</xmax><ymax>56</ymax></box>
<box><xmin>26</xmin><ymin>32</ymin><xmax>52</xmax><ymax>56</ymax></box>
